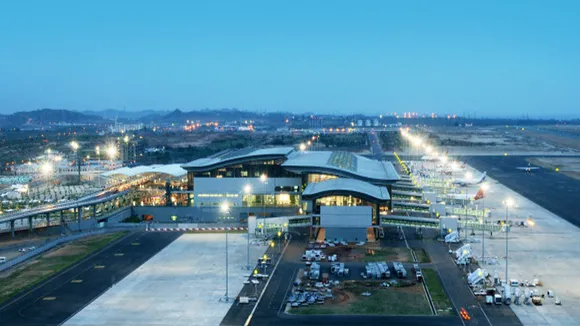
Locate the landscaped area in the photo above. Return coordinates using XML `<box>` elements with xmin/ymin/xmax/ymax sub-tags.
<box><xmin>413</xmin><ymin>248</ymin><xmax>431</xmax><ymax>263</ymax></box>
<box><xmin>422</xmin><ymin>268</ymin><xmax>455</xmax><ymax>316</ymax></box>
<box><xmin>0</xmin><ymin>232</ymin><xmax>126</xmax><ymax>304</ymax></box>
<box><xmin>290</xmin><ymin>280</ymin><xmax>432</xmax><ymax>316</ymax></box>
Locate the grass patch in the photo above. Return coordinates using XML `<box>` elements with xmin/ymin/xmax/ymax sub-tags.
<box><xmin>422</xmin><ymin>268</ymin><xmax>454</xmax><ymax>316</ymax></box>
<box><xmin>0</xmin><ymin>232</ymin><xmax>127</xmax><ymax>304</ymax></box>
<box><xmin>292</xmin><ymin>281</ymin><xmax>431</xmax><ymax>316</ymax></box>
<box><xmin>413</xmin><ymin>248</ymin><xmax>431</xmax><ymax>263</ymax></box>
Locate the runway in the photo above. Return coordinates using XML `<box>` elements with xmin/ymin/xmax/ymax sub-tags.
<box><xmin>0</xmin><ymin>231</ymin><xmax>180</xmax><ymax>326</ymax></box>
<box><xmin>464</xmin><ymin>156</ymin><xmax>580</xmax><ymax>228</ymax></box>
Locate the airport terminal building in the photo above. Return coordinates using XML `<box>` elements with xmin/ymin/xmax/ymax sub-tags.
<box><xmin>180</xmin><ymin>147</ymin><xmax>400</xmax><ymax>241</ymax></box>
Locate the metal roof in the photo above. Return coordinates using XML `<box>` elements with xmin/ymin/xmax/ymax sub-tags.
<box><xmin>182</xmin><ymin>147</ymin><xmax>294</xmax><ymax>170</ymax></box>
<box><xmin>282</xmin><ymin>151</ymin><xmax>400</xmax><ymax>183</ymax></box>
<box><xmin>302</xmin><ymin>178</ymin><xmax>390</xmax><ymax>201</ymax></box>
<box><xmin>103</xmin><ymin>164</ymin><xmax>187</xmax><ymax>177</ymax></box>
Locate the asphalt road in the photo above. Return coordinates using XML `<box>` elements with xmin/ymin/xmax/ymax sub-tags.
<box><xmin>225</xmin><ymin>228</ymin><xmax>462</xmax><ymax>326</ymax></box>
<box><xmin>463</xmin><ymin>156</ymin><xmax>580</xmax><ymax>229</ymax></box>
<box><xmin>414</xmin><ymin>229</ymin><xmax>521</xmax><ymax>326</ymax></box>
<box><xmin>368</xmin><ymin>131</ymin><xmax>384</xmax><ymax>160</ymax></box>
<box><xmin>0</xmin><ymin>231</ymin><xmax>180</xmax><ymax>326</ymax></box>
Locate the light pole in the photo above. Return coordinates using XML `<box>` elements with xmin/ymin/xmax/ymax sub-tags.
<box><xmin>260</xmin><ymin>174</ymin><xmax>268</xmax><ymax>238</ymax></box>
<box><xmin>503</xmin><ymin>198</ymin><xmax>514</xmax><ymax>284</ymax></box>
<box><xmin>480</xmin><ymin>183</ymin><xmax>489</xmax><ymax>263</ymax></box>
<box><xmin>106</xmin><ymin>144</ymin><xmax>118</xmax><ymax>170</ymax></box>
<box><xmin>95</xmin><ymin>146</ymin><xmax>101</xmax><ymax>188</ymax></box>
<box><xmin>70</xmin><ymin>141</ymin><xmax>80</xmax><ymax>184</ymax></box>
<box><xmin>123</xmin><ymin>135</ymin><xmax>130</xmax><ymax>165</ymax></box>
<box><xmin>277</xmin><ymin>231</ymin><xmax>282</xmax><ymax>253</ymax></box>
<box><xmin>243</xmin><ymin>184</ymin><xmax>252</xmax><ymax>270</ymax></box>
<box><xmin>219</xmin><ymin>201</ymin><xmax>233</xmax><ymax>302</ymax></box>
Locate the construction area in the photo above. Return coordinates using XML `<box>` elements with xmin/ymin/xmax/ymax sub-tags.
<box><xmin>284</xmin><ymin>240</ymin><xmax>438</xmax><ymax>317</ymax></box>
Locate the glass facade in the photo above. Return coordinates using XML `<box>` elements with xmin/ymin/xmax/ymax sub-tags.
<box><xmin>242</xmin><ymin>194</ymin><xmax>301</xmax><ymax>207</ymax></box>
<box><xmin>187</xmin><ymin>159</ymin><xmax>295</xmax><ymax>191</ymax></box>
<box><xmin>306</xmin><ymin>173</ymin><xmax>337</xmax><ymax>184</ymax></box>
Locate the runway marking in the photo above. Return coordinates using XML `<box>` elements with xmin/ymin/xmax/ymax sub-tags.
<box><xmin>94</xmin><ymin>265</ymin><xmax>105</xmax><ymax>269</ymax></box>
<box><xmin>114</xmin><ymin>253</ymin><xmax>124</xmax><ymax>256</ymax></box>
<box><xmin>42</xmin><ymin>297</ymin><xmax>56</xmax><ymax>301</ymax></box>
<box><xmin>71</xmin><ymin>279</ymin><xmax>83</xmax><ymax>283</ymax></box>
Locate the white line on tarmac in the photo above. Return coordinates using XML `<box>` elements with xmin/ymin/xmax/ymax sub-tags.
<box><xmin>244</xmin><ymin>238</ymin><xmax>290</xmax><ymax>326</ymax></box>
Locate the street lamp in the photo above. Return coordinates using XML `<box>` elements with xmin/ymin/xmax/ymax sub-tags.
<box><xmin>277</xmin><ymin>230</ymin><xmax>282</xmax><ymax>252</ymax></box>
<box><xmin>260</xmin><ymin>174</ymin><xmax>268</xmax><ymax>237</ymax></box>
<box><xmin>70</xmin><ymin>141</ymin><xmax>81</xmax><ymax>184</ymax></box>
<box><xmin>220</xmin><ymin>201</ymin><xmax>232</xmax><ymax>302</ymax></box>
<box><xmin>243</xmin><ymin>184</ymin><xmax>252</xmax><ymax>270</ymax></box>
<box><xmin>106</xmin><ymin>145</ymin><xmax>118</xmax><ymax>169</ymax></box>
<box><xmin>503</xmin><ymin>198</ymin><xmax>514</xmax><ymax>284</ymax></box>
<box><xmin>480</xmin><ymin>182</ymin><xmax>490</xmax><ymax>263</ymax></box>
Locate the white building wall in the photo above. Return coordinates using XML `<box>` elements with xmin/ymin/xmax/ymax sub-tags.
<box><xmin>193</xmin><ymin>177</ymin><xmax>301</xmax><ymax>207</ymax></box>
<box><xmin>320</xmin><ymin>206</ymin><xmax>372</xmax><ymax>228</ymax></box>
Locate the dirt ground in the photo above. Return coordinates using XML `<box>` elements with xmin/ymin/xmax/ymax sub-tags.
<box><xmin>323</xmin><ymin>246</ymin><xmax>411</xmax><ymax>262</ymax></box>
<box><xmin>427</xmin><ymin>127</ymin><xmax>566</xmax><ymax>153</ymax></box>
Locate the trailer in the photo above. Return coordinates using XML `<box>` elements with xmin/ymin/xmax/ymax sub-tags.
<box><xmin>503</xmin><ymin>284</ymin><xmax>512</xmax><ymax>305</ymax></box>
<box><xmin>309</xmin><ymin>263</ymin><xmax>320</xmax><ymax>280</ymax></box>
<box><xmin>393</xmin><ymin>262</ymin><xmax>407</xmax><ymax>278</ymax></box>
<box><xmin>365</xmin><ymin>262</ymin><xmax>391</xmax><ymax>279</ymax></box>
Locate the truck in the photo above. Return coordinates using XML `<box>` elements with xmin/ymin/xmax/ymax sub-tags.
<box><xmin>485</xmin><ymin>288</ymin><xmax>496</xmax><ymax>304</ymax></box>
<box><xmin>302</xmin><ymin>250</ymin><xmax>325</xmax><ymax>261</ymax></box>
<box><xmin>413</xmin><ymin>264</ymin><xmax>423</xmax><ymax>282</ymax></box>
<box><xmin>445</xmin><ymin>231</ymin><xmax>459</xmax><ymax>243</ymax></box>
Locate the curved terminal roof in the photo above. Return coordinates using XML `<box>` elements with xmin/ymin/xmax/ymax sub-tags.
<box><xmin>302</xmin><ymin>178</ymin><xmax>390</xmax><ymax>202</ymax></box>
<box><xmin>282</xmin><ymin>151</ymin><xmax>400</xmax><ymax>185</ymax></box>
<box><xmin>103</xmin><ymin>164</ymin><xmax>187</xmax><ymax>178</ymax></box>
<box><xmin>182</xmin><ymin>147</ymin><xmax>294</xmax><ymax>172</ymax></box>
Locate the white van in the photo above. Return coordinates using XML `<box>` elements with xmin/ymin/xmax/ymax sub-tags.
<box><xmin>0</xmin><ymin>257</ymin><xmax>6</xmax><ymax>264</ymax></box>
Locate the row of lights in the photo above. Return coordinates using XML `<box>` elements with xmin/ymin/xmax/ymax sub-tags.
<box><xmin>39</xmin><ymin>141</ymin><xmax>120</xmax><ymax>177</ymax></box>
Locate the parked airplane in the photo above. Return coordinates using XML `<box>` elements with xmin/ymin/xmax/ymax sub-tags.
<box><xmin>452</xmin><ymin>172</ymin><xmax>487</xmax><ymax>187</ymax></box>
<box><xmin>516</xmin><ymin>166</ymin><xmax>540</xmax><ymax>173</ymax></box>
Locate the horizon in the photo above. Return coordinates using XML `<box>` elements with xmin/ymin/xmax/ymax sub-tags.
<box><xmin>1</xmin><ymin>1</ymin><xmax>580</xmax><ymax>117</ymax></box>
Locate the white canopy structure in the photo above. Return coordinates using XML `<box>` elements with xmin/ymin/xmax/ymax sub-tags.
<box><xmin>103</xmin><ymin>164</ymin><xmax>187</xmax><ymax>178</ymax></box>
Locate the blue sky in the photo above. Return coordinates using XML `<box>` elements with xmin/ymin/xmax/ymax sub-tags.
<box><xmin>1</xmin><ymin>0</ymin><xmax>579</xmax><ymax>117</ymax></box>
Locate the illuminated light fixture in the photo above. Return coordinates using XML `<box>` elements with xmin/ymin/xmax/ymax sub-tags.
<box><xmin>70</xmin><ymin>141</ymin><xmax>79</xmax><ymax>150</ymax></box>
<box><xmin>220</xmin><ymin>202</ymin><xmax>230</xmax><ymax>213</ymax></box>
<box><xmin>504</xmin><ymin>198</ymin><xmax>514</xmax><ymax>208</ymax></box>
<box><xmin>40</xmin><ymin>161</ymin><xmax>53</xmax><ymax>176</ymax></box>
<box><xmin>465</xmin><ymin>172</ymin><xmax>473</xmax><ymax>180</ymax></box>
